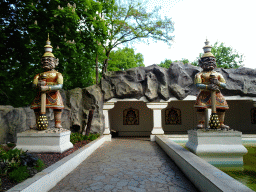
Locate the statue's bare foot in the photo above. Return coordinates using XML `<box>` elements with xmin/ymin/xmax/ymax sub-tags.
<box><xmin>30</xmin><ymin>125</ymin><xmax>37</xmax><ymax>130</ymax></box>
<box><xmin>220</xmin><ymin>124</ymin><xmax>230</xmax><ymax>130</ymax></box>
<box><xmin>197</xmin><ymin>124</ymin><xmax>204</xmax><ymax>129</ymax></box>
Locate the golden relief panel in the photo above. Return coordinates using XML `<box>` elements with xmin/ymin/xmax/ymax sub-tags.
<box><xmin>123</xmin><ymin>108</ymin><xmax>139</xmax><ymax>125</ymax></box>
<box><xmin>165</xmin><ymin>107</ymin><xmax>181</xmax><ymax>125</ymax></box>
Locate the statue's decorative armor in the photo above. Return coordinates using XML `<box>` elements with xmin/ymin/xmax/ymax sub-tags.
<box><xmin>31</xmin><ymin>34</ymin><xmax>64</xmax><ymax>130</ymax></box>
<box><xmin>31</xmin><ymin>70</ymin><xmax>64</xmax><ymax>110</ymax></box>
<box><xmin>194</xmin><ymin>39</ymin><xmax>229</xmax><ymax>129</ymax></box>
<box><xmin>194</xmin><ymin>71</ymin><xmax>229</xmax><ymax>110</ymax></box>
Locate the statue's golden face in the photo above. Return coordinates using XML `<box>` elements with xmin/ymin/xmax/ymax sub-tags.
<box><xmin>41</xmin><ymin>57</ymin><xmax>55</xmax><ymax>70</ymax></box>
<box><xmin>199</xmin><ymin>57</ymin><xmax>216</xmax><ymax>71</ymax></box>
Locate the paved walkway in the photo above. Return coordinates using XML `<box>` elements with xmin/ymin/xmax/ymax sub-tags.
<box><xmin>49</xmin><ymin>138</ymin><xmax>199</xmax><ymax>192</ymax></box>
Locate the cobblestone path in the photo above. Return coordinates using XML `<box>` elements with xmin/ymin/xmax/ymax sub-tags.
<box><xmin>49</xmin><ymin>138</ymin><xmax>199</xmax><ymax>192</ymax></box>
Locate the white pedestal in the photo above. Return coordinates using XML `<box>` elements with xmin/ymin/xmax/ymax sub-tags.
<box><xmin>186</xmin><ymin>129</ymin><xmax>248</xmax><ymax>166</ymax></box>
<box><xmin>146</xmin><ymin>102</ymin><xmax>168</xmax><ymax>142</ymax></box>
<box><xmin>16</xmin><ymin>129</ymin><xmax>73</xmax><ymax>153</ymax></box>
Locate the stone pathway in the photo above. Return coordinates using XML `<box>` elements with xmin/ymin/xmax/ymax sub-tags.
<box><xmin>49</xmin><ymin>138</ymin><xmax>199</xmax><ymax>192</ymax></box>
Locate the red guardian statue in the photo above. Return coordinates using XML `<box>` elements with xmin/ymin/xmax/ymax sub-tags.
<box><xmin>194</xmin><ymin>39</ymin><xmax>230</xmax><ymax>130</ymax></box>
<box><xmin>31</xmin><ymin>34</ymin><xmax>64</xmax><ymax>130</ymax></box>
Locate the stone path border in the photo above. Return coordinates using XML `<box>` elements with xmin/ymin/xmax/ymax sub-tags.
<box><xmin>156</xmin><ymin>135</ymin><xmax>254</xmax><ymax>192</ymax></box>
<box><xmin>7</xmin><ymin>136</ymin><xmax>107</xmax><ymax>192</ymax></box>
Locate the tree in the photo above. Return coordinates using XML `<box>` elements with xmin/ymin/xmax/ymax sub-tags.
<box><xmin>158</xmin><ymin>59</ymin><xmax>173</xmax><ymax>69</ymax></box>
<box><xmin>191</xmin><ymin>42</ymin><xmax>244</xmax><ymax>68</ymax></box>
<box><xmin>211</xmin><ymin>42</ymin><xmax>244</xmax><ymax>69</ymax></box>
<box><xmin>100</xmin><ymin>0</ymin><xmax>174</xmax><ymax>75</ymax></box>
<box><xmin>158</xmin><ymin>58</ymin><xmax>189</xmax><ymax>69</ymax></box>
<box><xmin>0</xmin><ymin>0</ymin><xmax>113</xmax><ymax>107</ymax></box>
<box><xmin>107</xmin><ymin>47</ymin><xmax>144</xmax><ymax>71</ymax></box>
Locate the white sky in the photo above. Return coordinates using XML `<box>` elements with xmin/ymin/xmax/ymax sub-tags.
<box><xmin>128</xmin><ymin>0</ymin><xmax>256</xmax><ymax>69</ymax></box>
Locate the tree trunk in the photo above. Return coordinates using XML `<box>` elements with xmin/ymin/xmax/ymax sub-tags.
<box><xmin>102</xmin><ymin>51</ymin><xmax>110</xmax><ymax>75</ymax></box>
<box><xmin>85</xmin><ymin>109</ymin><xmax>94</xmax><ymax>136</ymax></box>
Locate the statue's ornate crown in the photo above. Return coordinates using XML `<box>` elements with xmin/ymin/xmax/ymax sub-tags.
<box><xmin>42</xmin><ymin>33</ymin><xmax>55</xmax><ymax>58</ymax></box>
<box><xmin>201</xmin><ymin>39</ymin><xmax>215</xmax><ymax>58</ymax></box>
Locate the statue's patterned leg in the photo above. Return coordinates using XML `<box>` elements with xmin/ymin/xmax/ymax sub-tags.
<box><xmin>54</xmin><ymin>109</ymin><xmax>62</xmax><ymax>128</ymax></box>
<box><xmin>196</xmin><ymin>111</ymin><xmax>205</xmax><ymax>129</ymax></box>
<box><xmin>217</xmin><ymin>111</ymin><xmax>230</xmax><ymax>129</ymax></box>
<box><xmin>32</xmin><ymin>109</ymin><xmax>40</xmax><ymax>129</ymax></box>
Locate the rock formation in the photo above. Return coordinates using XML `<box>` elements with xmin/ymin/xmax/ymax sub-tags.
<box><xmin>1</xmin><ymin>62</ymin><xmax>256</xmax><ymax>143</ymax></box>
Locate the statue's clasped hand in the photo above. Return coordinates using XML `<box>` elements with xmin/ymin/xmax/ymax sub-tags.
<box><xmin>40</xmin><ymin>85</ymin><xmax>50</xmax><ymax>92</ymax></box>
<box><xmin>208</xmin><ymin>84</ymin><xmax>220</xmax><ymax>91</ymax></box>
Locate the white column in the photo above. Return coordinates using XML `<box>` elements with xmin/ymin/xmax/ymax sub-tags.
<box><xmin>146</xmin><ymin>102</ymin><xmax>168</xmax><ymax>141</ymax></box>
<box><xmin>103</xmin><ymin>103</ymin><xmax>115</xmax><ymax>141</ymax></box>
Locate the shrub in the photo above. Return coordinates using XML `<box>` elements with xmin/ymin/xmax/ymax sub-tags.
<box><xmin>34</xmin><ymin>159</ymin><xmax>45</xmax><ymax>172</ymax></box>
<box><xmin>70</xmin><ymin>133</ymin><xmax>100</xmax><ymax>144</ymax></box>
<box><xmin>8</xmin><ymin>166</ymin><xmax>30</xmax><ymax>183</ymax></box>
<box><xmin>7</xmin><ymin>143</ymin><xmax>16</xmax><ymax>148</ymax></box>
<box><xmin>0</xmin><ymin>148</ymin><xmax>24</xmax><ymax>175</ymax></box>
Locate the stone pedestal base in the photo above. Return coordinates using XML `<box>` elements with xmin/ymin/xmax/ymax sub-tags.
<box><xmin>16</xmin><ymin>129</ymin><xmax>73</xmax><ymax>153</ymax></box>
<box><xmin>186</xmin><ymin>129</ymin><xmax>248</xmax><ymax>166</ymax></box>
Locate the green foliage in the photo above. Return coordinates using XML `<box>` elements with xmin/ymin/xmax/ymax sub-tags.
<box><xmin>7</xmin><ymin>143</ymin><xmax>16</xmax><ymax>148</ymax></box>
<box><xmin>0</xmin><ymin>146</ymin><xmax>45</xmax><ymax>184</ymax></box>
<box><xmin>158</xmin><ymin>59</ymin><xmax>173</xmax><ymax>69</ymax></box>
<box><xmin>158</xmin><ymin>58</ymin><xmax>190</xmax><ymax>69</ymax></box>
<box><xmin>108</xmin><ymin>47</ymin><xmax>144</xmax><ymax>71</ymax></box>
<box><xmin>88</xmin><ymin>133</ymin><xmax>100</xmax><ymax>141</ymax></box>
<box><xmin>211</xmin><ymin>42</ymin><xmax>244</xmax><ymax>69</ymax></box>
<box><xmin>0</xmin><ymin>148</ymin><xmax>24</xmax><ymax>175</ymax></box>
<box><xmin>8</xmin><ymin>166</ymin><xmax>30</xmax><ymax>183</ymax></box>
<box><xmin>191</xmin><ymin>42</ymin><xmax>244</xmax><ymax>68</ymax></box>
<box><xmin>70</xmin><ymin>132</ymin><xmax>100</xmax><ymax>144</ymax></box>
<box><xmin>34</xmin><ymin>159</ymin><xmax>45</xmax><ymax>172</ymax></box>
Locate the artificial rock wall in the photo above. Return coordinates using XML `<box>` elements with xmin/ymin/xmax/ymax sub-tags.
<box><xmin>1</xmin><ymin>63</ymin><xmax>256</xmax><ymax>143</ymax></box>
<box><xmin>0</xmin><ymin>85</ymin><xmax>104</xmax><ymax>144</ymax></box>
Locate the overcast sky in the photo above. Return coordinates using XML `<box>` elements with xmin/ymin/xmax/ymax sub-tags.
<box><xmin>127</xmin><ymin>0</ymin><xmax>256</xmax><ymax>69</ymax></box>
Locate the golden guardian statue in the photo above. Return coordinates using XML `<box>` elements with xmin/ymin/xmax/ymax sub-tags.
<box><xmin>194</xmin><ymin>39</ymin><xmax>229</xmax><ymax>130</ymax></box>
<box><xmin>31</xmin><ymin>34</ymin><xmax>64</xmax><ymax>130</ymax></box>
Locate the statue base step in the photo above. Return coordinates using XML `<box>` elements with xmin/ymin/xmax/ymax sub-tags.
<box><xmin>186</xmin><ymin>129</ymin><xmax>248</xmax><ymax>166</ymax></box>
<box><xmin>15</xmin><ymin>129</ymin><xmax>73</xmax><ymax>153</ymax></box>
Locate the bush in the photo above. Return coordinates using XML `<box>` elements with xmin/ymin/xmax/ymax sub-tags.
<box><xmin>8</xmin><ymin>166</ymin><xmax>30</xmax><ymax>183</ymax></box>
<box><xmin>88</xmin><ymin>133</ymin><xmax>98</xmax><ymax>141</ymax></box>
<box><xmin>0</xmin><ymin>147</ymin><xmax>45</xmax><ymax>184</ymax></box>
<box><xmin>0</xmin><ymin>148</ymin><xmax>24</xmax><ymax>175</ymax></box>
<box><xmin>7</xmin><ymin>143</ymin><xmax>16</xmax><ymax>148</ymax></box>
<box><xmin>34</xmin><ymin>159</ymin><xmax>45</xmax><ymax>172</ymax></box>
<box><xmin>70</xmin><ymin>133</ymin><xmax>100</xmax><ymax>144</ymax></box>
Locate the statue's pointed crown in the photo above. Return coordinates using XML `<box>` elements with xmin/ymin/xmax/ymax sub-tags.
<box><xmin>42</xmin><ymin>33</ymin><xmax>55</xmax><ymax>58</ymax></box>
<box><xmin>201</xmin><ymin>39</ymin><xmax>215</xmax><ymax>58</ymax></box>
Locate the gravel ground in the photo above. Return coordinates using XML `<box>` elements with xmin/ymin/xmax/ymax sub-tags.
<box><xmin>1</xmin><ymin>140</ymin><xmax>90</xmax><ymax>192</ymax></box>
